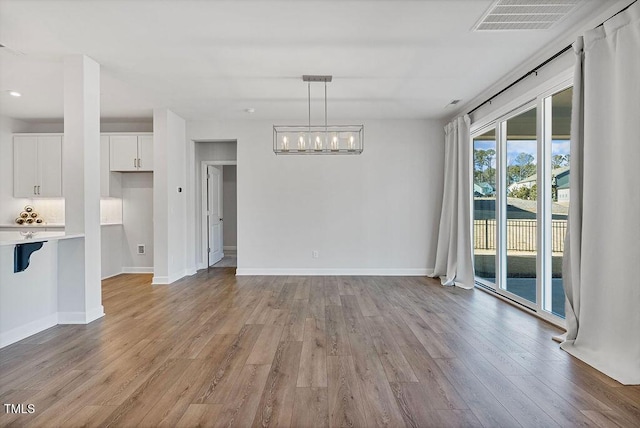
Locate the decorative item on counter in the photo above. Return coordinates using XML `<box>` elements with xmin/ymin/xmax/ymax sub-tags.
<box><xmin>15</xmin><ymin>205</ymin><xmax>44</xmax><ymax>225</ymax></box>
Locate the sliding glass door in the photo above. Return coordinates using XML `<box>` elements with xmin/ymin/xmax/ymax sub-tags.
<box><xmin>471</xmin><ymin>83</ymin><xmax>572</xmax><ymax>323</ymax></box>
<box><xmin>473</xmin><ymin>128</ymin><xmax>497</xmax><ymax>285</ymax></box>
<box><xmin>504</xmin><ymin>106</ymin><xmax>538</xmax><ymax>305</ymax></box>
<box><xmin>545</xmin><ymin>86</ymin><xmax>572</xmax><ymax>318</ymax></box>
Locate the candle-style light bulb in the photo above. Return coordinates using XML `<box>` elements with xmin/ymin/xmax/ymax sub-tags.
<box><xmin>331</xmin><ymin>134</ymin><xmax>339</xmax><ymax>151</ymax></box>
<box><xmin>282</xmin><ymin>135</ymin><xmax>289</xmax><ymax>151</ymax></box>
<box><xmin>348</xmin><ymin>135</ymin><xmax>355</xmax><ymax>151</ymax></box>
<box><xmin>315</xmin><ymin>135</ymin><xmax>322</xmax><ymax>151</ymax></box>
<box><xmin>298</xmin><ymin>135</ymin><xmax>306</xmax><ymax>150</ymax></box>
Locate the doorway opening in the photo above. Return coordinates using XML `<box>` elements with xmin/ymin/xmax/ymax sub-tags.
<box><xmin>201</xmin><ymin>161</ymin><xmax>237</xmax><ymax>269</ymax></box>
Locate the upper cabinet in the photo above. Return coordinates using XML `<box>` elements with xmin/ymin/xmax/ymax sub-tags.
<box><xmin>13</xmin><ymin>135</ymin><xmax>63</xmax><ymax>197</ymax></box>
<box><xmin>136</xmin><ymin>135</ymin><xmax>153</xmax><ymax>171</ymax></box>
<box><xmin>109</xmin><ymin>134</ymin><xmax>153</xmax><ymax>172</ymax></box>
<box><xmin>100</xmin><ymin>135</ymin><xmax>121</xmax><ymax>198</ymax></box>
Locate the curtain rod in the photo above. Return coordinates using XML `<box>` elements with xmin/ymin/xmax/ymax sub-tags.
<box><xmin>467</xmin><ymin>0</ymin><xmax>637</xmax><ymax>116</ymax></box>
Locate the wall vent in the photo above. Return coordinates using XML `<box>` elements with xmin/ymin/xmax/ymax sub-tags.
<box><xmin>474</xmin><ymin>0</ymin><xmax>580</xmax><ymax>31</ymax></box>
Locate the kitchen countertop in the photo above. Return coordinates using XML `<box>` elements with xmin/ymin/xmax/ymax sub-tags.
<box><xmin>0</xmin><ymin>231</ymin><xmax>84</xmax><ymax>246</ymax></box>
<box><xmin>0</xmin><ymin>223</ymin><xmax>122</xmax><ymax>228</ymax></box>
<box><xmin>0</xmin><ymin>224</ymin><xmax>65</xmax><ymax>228</ymax></box>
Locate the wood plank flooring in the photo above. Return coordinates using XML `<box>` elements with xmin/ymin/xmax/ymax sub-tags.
<box><xmin>1</xmin><ymin>269</ymin><xmax>639</xmax><ymax>427</ymax></box>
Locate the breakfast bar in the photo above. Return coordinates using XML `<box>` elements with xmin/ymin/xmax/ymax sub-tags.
<box><xmin>0</xmin><ymin>231</ymin><xmax>85</xmax><ymax>347</ymax></box>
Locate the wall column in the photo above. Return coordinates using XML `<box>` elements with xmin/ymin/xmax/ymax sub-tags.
<box><xmin>153</xmin><ymin>108</ymin><xmax>189</xmax><ymax>284</ymax></box>
<box><xmin>58</xmin><ymin>54</ymin><xmax>104</xmax><ymax>323</ymax></box>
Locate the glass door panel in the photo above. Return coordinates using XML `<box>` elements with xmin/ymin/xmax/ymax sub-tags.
<box><xmin>504</xmin><ymin>107</ymin><xmax>538</xmax><ymax>304</ymax></box>
<box><xmin>473</xmin><ymin>128</ymin><xmax>497</xmax><ymax>285</ymax></box>
<box><xmin>546</xmin><ymin>86</ymin><xmax>572</xmax><ymax>317</ymax></box>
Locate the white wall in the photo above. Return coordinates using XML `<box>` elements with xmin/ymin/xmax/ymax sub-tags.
<box><xmin>101</xmin><ymin>225</ymin><xmax>123</xmax><ymax>278</ymax></box>
<box><xmin>223</xmin><ymin>165</ymin><xmax>237</xmax><ymax>249</ymax></box>
<box><xmin>186</xmin><ymin>119</ymin><xmax>444</xmax><ymax>275</ymax></box>
<box><xmin>121</xmin><ymin>172</ymin><xmax>154</xmax><ymax>272</ymax></box>
<box><xmin>153</xmin><ymin>109</ymin><xmax>188</xmax><ymax>283</ymax></box>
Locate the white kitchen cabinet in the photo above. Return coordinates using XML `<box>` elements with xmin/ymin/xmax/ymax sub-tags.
<box><xmin>109</xmin><ymin>134</ymin><xmax>153</xmax><ymax>172</ymax></box>
<box><xmin>13</xmin><ymin>135</ymin><xmax>62</xmax><ymax>197</ymax></box>
<box><xmin>137</xmin><ymin>135</ymin><xmax>153</xmax><ymax>171</ymax></box>
<box><xmin>100</xmin><ymin>135</ymin><xmax>122</xmax><ymax>197</ymax></box>
<box><xmin>109</xmin><ymin>135</ymin><xmax>139</xmax><ymax>171</ymax></box>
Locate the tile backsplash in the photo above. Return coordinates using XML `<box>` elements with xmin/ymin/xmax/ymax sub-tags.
<box><xmin>31</xmin><ymin>199</ymin><xmax>65</xmax><ymax>224</ymax></box>
<box><xmin>14</xmin><ymin>198</ymin><xmax>123</xmax><ymax>225</ymax></box>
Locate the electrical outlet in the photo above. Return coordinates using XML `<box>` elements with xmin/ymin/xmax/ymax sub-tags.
<box><xmin>137</xmin><ymin>244</ymin><xmax>145</xmax><ymax>255</ymax></box>
<box><xmin>312</xmin><ymin>250</ymin><xmax>319</xmax><ymax>259</ymax></box>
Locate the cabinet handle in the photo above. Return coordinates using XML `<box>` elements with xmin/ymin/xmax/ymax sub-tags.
<box><xmin>34</xmin><ymin>185</ymin><xmax>37</xmax><ymax>195</ymax></box>
<box><xmin>134</xmin><ymin>158</ymin><xmax>137</xmax><ymax>168</ymax></box>
<box><xmin>37</xmin><ymin>185</ymin><xmax>40</xmax><ymax>195</ymax></box>
<box><xmin>138</xmin><ymin>158</ymin><xmax>141</xmax><ymax>168</ymax></box>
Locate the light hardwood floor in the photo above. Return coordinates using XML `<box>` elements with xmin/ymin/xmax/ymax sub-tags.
<box><xmin>212</xmin><ymin>250</ymin><xmax>237</xmax><ymax>268</ymax></box>
<box><xmin>1</xmin><ymin>270</ymin><xmax>639</xmax><ymax>427</ymax></box>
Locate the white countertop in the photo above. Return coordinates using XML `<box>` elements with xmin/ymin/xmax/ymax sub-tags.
<box><xmin>0</xmin><ymin>224</ymin><xmax>65</xmax><ymax>228</ymax></box>
<box><xmin>0</xmin><ymin>231</ymin><xmax>84</xmax><ymax>246</ymax></box>
<box><xmin>0</xmin><ymin>223</ymin><xmax>122</xmax><ymax>228</ymax></box>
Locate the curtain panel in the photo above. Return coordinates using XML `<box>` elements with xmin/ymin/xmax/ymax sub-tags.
<box><xmin>429</xmin><ymin>115</ymin><xmax>474</xmax><ymax>289</ymax></box>
<box><xmin>561</xmin><ymin>2</ymin><xmax>640</xmax><ymax>385</ymax></box>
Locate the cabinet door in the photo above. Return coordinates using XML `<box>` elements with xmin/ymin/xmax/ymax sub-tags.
<box><xmin>37</xmin><ymin>136</ymin><xmax>63</xmax><ymax>197</ymax></box>
<box><xmin>13</xmin><ymin>136</ymin><xmax>38</xmax><ymax>197</ymax></box>
<box><xmin>100</xmin><ymin>136</ymin><xmax>122</xmax><ymax>198</ymax></box>
<box><xmin>109</xmin><ymin>135</ymin><xmax>138</xmax><ymax>171</ymax></box>
<box><xmin>100</xmin><ymin>135</ymin><xmax>110</xmax><ymax>197</ymax></box>
<box><xmin>137</xmin><ymin>135</ymin><xmax>153</xmax><ymax>171</ymax></box>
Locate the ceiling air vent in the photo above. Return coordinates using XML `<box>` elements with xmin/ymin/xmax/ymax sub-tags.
<box><xmin>474</xmin><ymin>0</ymin><xmax>580</xmax><ymax>31</ymax></box>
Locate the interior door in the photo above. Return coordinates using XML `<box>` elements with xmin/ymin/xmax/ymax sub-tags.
<box><xmin>207</xmin><ymin>165</ymin><xmax>223</xmax><ymax>266</ymax></box>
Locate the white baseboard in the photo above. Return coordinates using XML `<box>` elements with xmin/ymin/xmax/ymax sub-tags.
<box><xmin>152</xmin><ymin>269</ymin><xmax>188</xmax><ymax>285</ymax></box>
<box><xmin>101</xmin><ymin>271</ymin><xmax>123</xmax><ymax>280</ymax></box>
<box><xmin>2</xmin><ymin>306</ymin><xmax>106</xmax><ymax>348</ymax></box>
<box><xmin>223</xmin><ymin>246</ymin><xmax>237</xmax><ymax>251</ymax></box>
<box><xmin>0</xmin><ymin>313</ymin><xmax>58</xmax><ymax>349</ymax></box>
<box><xmin>58</xmin><ymin>305</ymin><xmax>104</xmax><ymax>324</ymax></box>
<box><xmin>235</xmin><ymin>268</ymin><xmax>433</xmax><ymax>276</ymax></box>
<box><xmin>122</xmin><ymin>267</ymin><xmax>153</xmax><ymax>274</ymax></box>
<box><xmin>185</xmin><ymin>266</ymin><xmax>198</xmax><ymax>276</ymax></box>
<box><xmin>86</xmin><ymin>305</ymin><xmax>105</xmax><ymax>323</ymax></box>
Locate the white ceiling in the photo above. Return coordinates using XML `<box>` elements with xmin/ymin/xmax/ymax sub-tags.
<box><xmin>0</xmin><ymin>0</ymin><xmax>627</xmax><ymax>122</ymax></box>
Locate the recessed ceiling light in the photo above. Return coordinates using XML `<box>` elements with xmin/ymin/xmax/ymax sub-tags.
<box><xmin>245</xmin><ymin>108</ymin><xmax>255</xmax><ymax>114</ymax></box>
<box><xmin>8</xmin><ymin>91</ymin><xmax>22</xmax><ymax>97</ymax></box>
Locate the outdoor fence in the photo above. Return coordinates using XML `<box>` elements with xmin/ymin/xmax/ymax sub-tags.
<box><xmin>474</xmin><ymin>219</ymin><xmax>567</xmax><ymax>253</ymax></box>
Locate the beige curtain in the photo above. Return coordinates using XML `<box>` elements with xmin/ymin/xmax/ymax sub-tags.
<box><xmin>429</xmin><ymin>115</ymin><xmax>474</xmax><ymax>289</ymax></box>
<box><xmin>561</xmin><ymin>2</ymin><xmax>640</xmax><ymax>385</ymax></box>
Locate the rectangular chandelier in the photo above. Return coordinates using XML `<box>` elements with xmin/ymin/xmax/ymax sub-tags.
<box><xmin>273</xmin><ymin>75</ymin><xmax>364</xmax><ymax>155</ymax></box>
